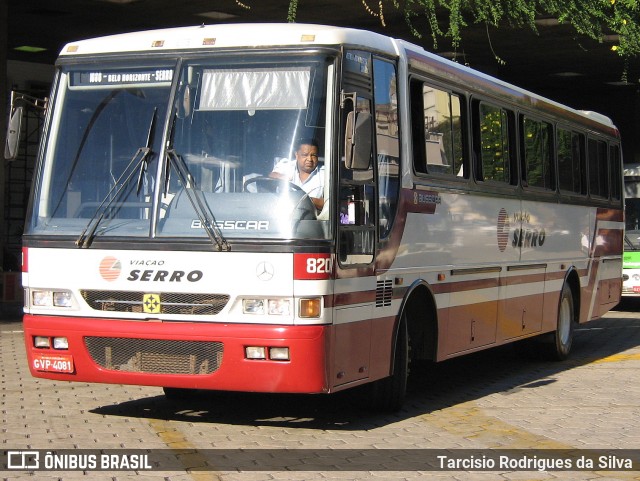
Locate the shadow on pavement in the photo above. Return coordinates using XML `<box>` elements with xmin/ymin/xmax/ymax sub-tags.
<box><xmin>90</xmin><ymin>315</ymin><xmax>640</xmax><ymax>430</ymax></box>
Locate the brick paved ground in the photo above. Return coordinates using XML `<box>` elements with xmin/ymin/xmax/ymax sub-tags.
<box><xmin>1</xmin><ymin>304</ymin><xmax>640</xmax><ymax>480</ymax></box>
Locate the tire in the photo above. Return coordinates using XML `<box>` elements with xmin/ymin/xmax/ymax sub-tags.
<box><xmin>367</xmin><ymin>316</ymin><xmax>409</xmax><ymax>412</ymax></box>
<box><xmin>542</xmin><ymin>283</ymin><xmax>575</xmax><ymax>361</ymax></box>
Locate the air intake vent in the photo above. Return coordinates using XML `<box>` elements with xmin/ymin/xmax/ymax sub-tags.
<box><xmin>85</xmin><ymin>337</ymin><xmax>223</xmax><ymax>375</ymax></box>
<box><xmin>376</xmin><ymin>280</ymin><xmax>393</xmax><ymax>307</ymax></box>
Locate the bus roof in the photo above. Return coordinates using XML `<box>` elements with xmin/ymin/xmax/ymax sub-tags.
<box><xmin>59</xmin><ymin>23</ymin><xmax>399</xmax><ymax>57</ymax></box>
<box><xmin>58</xmin><ymin>23</ymin><xmax>617</xmax><ymax>135</ymax></box>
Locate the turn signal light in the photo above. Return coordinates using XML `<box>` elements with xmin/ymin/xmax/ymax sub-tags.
<box><xmin>299</xmin><ymin>298</ymin><xmax>321</xmax><ymax>318</ymax></box>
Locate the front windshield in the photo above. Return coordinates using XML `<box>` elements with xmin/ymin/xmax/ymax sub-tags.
<box><xmin>625</xmin><ymin>179</ymin><xmax>640</xmax><ymax>249</ymax></box>
<box><xmin>28</xmin><ymin>53</ymin><xmax>334</xmax><ymax>243</ymax></box>
<box><xmin>30</xmin><ymin>64</ymin><xmax>173</xmax><ymax>238</ymax></box>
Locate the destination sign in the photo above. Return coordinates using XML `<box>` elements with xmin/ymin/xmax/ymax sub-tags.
<box><xmin>70</xmin><ymin>69</ymin><xmax>173</xmax><ymax>86</ymax></box>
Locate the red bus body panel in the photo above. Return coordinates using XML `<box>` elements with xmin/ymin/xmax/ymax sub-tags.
<box><xmin>23</xmin><ymin>314</ymin><xmax>331</xmax><ymax>394</ymax></box>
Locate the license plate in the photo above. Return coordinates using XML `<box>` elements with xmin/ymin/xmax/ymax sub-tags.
<box><xmin>32</xmin><ymin>353</ymin><xmax>74</xmax><ymax>373</ymax></box>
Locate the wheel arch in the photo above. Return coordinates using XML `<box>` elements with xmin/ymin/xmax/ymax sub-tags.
<box><xmin>563</xmin><ymin>267</ymin><xmax>581</xmax><ymax>324</ymax></box>
<box><xmin>391</xmin><ymin>279</ymin><xmax>439</xmax><ymax>370</ymax></box>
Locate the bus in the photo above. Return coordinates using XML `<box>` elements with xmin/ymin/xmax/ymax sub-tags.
<box><xmin>623</xmin><ymin>164</ymin><xmax>640</xmax><ymax>296</ymax></box>
<box><xmin>8</xmin><ymin>24</ymin><xmax>623</xmax><ymax>411</ymax></box>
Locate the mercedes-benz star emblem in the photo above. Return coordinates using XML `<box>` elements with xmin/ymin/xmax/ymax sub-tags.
<box><xmin>256</xmin><ymin>261</ymin><xmax>275</xmax><ymax>281</ymax></box>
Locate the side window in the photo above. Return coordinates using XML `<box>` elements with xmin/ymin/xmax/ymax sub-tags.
<box><xmin>410</xmin><ymin>79</ymin><xmax>464</xmax><ymax>177</ymax></box>
<box><xmin>558</xmin><ymin>128</ymin><xmax>586</xmax><ymax>195</ymax></box>
<box><xmin>610</xmin><ymin>144</ymin><xmax>622</xmax><ymax>202</ymax></box>
<box><xmin>522</xmin><ymin>116</ymin><xmax>554</xmax><ymax>190</ymax></box>
<box><xmin>477</xmin><ymin>102</ymin><xmax>511</xmax><ymax>183</ymax></box>
<box><xmin>588</xmin><ymin>138</ymin><xmax>609</xmax><ymax>199</ymax></box>
<box><xmin>373</xmin><ymin>58</ymin><xmax>400</xmax><ymax>239</ymax></box>
<box><xmin>338</xmin><ymin>49</ymin><xmax>376</xmax><ymax>266</ymax></box>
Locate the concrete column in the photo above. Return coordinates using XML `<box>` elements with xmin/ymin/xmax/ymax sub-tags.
<box><xmin>0</xmin><ymin>0</ymin><xmax>8</xmax><ymax>271</ymax></box>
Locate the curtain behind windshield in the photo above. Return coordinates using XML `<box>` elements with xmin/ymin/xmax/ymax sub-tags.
<box><xmin>159</xmin><ymin>57</ymin><xmax>331</xmax><ymax>241</ymax></box>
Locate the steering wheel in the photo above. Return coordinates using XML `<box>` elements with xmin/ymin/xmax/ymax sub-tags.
<box><xmin>243</xmin><ymin>176</ymin><xmax>305</xmax><ymax>194</ymax></box>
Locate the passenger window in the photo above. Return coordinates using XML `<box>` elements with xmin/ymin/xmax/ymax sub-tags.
<box><xmin>410</xmin><ymin>80</ymin><xmax>464</xmax><ymax>177</ymax></box>
<box><xmin>478</xmin><ymin>103</ymin><xmax>511</xmax><ymax>183</ymax></box>
<box><xmin>522</xmin><ymin>116</ymin><xmax>553</xmax><ymax>190</ymax></box>
<box><xmin>588</xmin><ymin>138</ymin><xmax>609</xmax><ymax>198</ymax></box>
<box><xmin>558</xmin><ymin>129</ymin><xmax>586</xmax><ymax>195</ymax></box>
<box><xmin>610</xmin><ymin>144</ymin><xmax>622</xmax><ymax>201</ymax></box>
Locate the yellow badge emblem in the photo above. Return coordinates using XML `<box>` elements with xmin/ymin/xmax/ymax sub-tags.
<box><xmin>142</xmin><ymin>293</ymin><xmax>161</xmax><ymax>314</ymax></box>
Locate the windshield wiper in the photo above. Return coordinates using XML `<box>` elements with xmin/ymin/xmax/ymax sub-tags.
<box><xmin>164</xmin><ymin>148</ymin><xmax>230</xmax><ymax>251</ymax></box>
<box><xmin>625</xmin><ymin>234</ymin><xmax>638</xmax><ymax>251</ymax></box>
<box><xmin>75</xmin><ymin>109</ymin><xmax>157</xmax><ymax>248</ymax></box>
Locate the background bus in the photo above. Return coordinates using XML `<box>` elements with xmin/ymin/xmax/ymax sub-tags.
<box><xmin>8</xmin><ymin>24</ymin><xmax>623</xmax><ymax>411</ymax></box>
<box><xmin>623</xmin><ymin>163</ymin><xmax>640</xmax><ymax>296</ymax></box>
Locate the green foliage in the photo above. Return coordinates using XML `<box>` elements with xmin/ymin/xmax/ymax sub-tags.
<box><xmin>283</xmin><ymin>0</ymin><xmax>640</xmax><ymax>62</ymax></box>
<box><xmin>390</xmin><ymin>0</ymin><xmax>640</xmax><ymax>60</ymax></box>
<box><xmin>287</xmin><ymin>0</ymin><xmax>298</xmax><ymax>23</ymax></box>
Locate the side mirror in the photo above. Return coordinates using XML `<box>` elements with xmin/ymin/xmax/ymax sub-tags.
<box><xmin>344</xmin><ymin>111</ymin><xmax>372</xmax><ymax>170</ymax></box>
<box><xmin>4</xmin><ymin>107</ymin><xmax>24</xmax><ymax>161</ymax></box>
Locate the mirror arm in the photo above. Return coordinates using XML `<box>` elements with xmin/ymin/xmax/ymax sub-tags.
<box><xmin>10</xmin><ymin>91</ymin><xmax>49</xmax><ymax>114</ymax></box>
<box><xmin>340</xmin><ymin>90</ymin><xmax>356</xmax><ymax>109</ymax></box>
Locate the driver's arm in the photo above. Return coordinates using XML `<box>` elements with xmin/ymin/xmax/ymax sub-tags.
<box><xmin>310</xmin><ymin>196</ymin><xmax>324</xmax><ymax>210</ymax></box>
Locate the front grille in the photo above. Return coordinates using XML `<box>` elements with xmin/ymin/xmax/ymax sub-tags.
<box><xmin>80</xmin><ymin>290</ymin><xmax>229</xmax><ymax>315</ymax></box>
<box><xmin>85</xmin><ymin>337</ymin><xmax>223</xmax><ymax>374</ymax></box>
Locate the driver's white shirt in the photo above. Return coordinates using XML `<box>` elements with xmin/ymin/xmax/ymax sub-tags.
<box><xmin>272</xmin><ymin>158</ymin><xmax>325</xmax><ymax>199</ymax></box>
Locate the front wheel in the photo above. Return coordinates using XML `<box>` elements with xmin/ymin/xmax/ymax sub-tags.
<box><xmin>367</xmin><ymin>316</ymin><xmax>409</xmax><ymax>412</ymax></box>
<box><xmin>542</xmin><ymin>283</ymin><xmax>575</xmax><ymax>360</ymax></box>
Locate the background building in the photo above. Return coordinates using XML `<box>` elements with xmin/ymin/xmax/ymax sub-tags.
<box><xmin>2</xmin><ymin>0</ymin><xmax>639</xmax><ymax>305</ymax></box>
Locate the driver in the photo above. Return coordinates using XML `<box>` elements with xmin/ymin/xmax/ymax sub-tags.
<box><xmin>269</xmin><ymin>138</ymin><xmax>325</xmax><ymax>211</ymax></box>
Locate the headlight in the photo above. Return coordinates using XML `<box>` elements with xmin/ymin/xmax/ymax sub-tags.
<box><xmin>243</xmin><ymin>299</ymin><xmax>265</xmax><ymax>314</ymax></box>
<box><xmin>268</xmin><ymin>299</ymin><xmax>290</xmax><ymax>316</ymax></box>
<box><xmin>31</xmin><ymin>289</ymin><xmax>74</xmax><ymax>308</ymax></box>
<box><xmin>32</xmin><ymin>290</ymin><xmax>53</xmax><ymax>307</ymax></box>
<box><xmin>243</xmin><ymin>298</ymin><xmax>291</xmax><ymax>316</ymax></box>
<box><xmin>53</xmin><ymin>291</ymin><xmax>73</xmax><ymax>308</ymax></box>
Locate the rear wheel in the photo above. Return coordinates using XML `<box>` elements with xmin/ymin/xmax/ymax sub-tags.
<box><xmin>367</xmin><ymin>316</ymin><xmax>409</xmax><ymax>412</ymax></box>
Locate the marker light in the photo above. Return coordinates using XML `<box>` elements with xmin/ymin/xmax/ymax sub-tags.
<box><xmin>34</xmin><ymin>336</ymin><xmax>51</xmax><ymax>348</ymax></box>
<box><xmin>269</xmin><ymin>347</ymin><xmax>290</xmax><ymax>361</ymax></box>
<box><xmin>245</xmin><ymin>346</ymin><xmax>266</xmax><ymax>360</ymax></box>
<box><xmin>53</xmin><ymin>337</ymin><xmax>69</xmax><ymax>350</ymax></box>
<box><xmin>299</xmin><ymin>298</ymin><xmax>321</xmax><ymax>318</ymax></box>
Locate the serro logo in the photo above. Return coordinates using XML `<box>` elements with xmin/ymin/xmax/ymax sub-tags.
<box><xmin>497</xmin><ymin>208</ymin><xmax>510</xmax><ymax>252</ymax></box>
<box><xmin>99</xmin><ymin>256</ymin><xmax>121</xmax><ymax>281</ymax></box>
